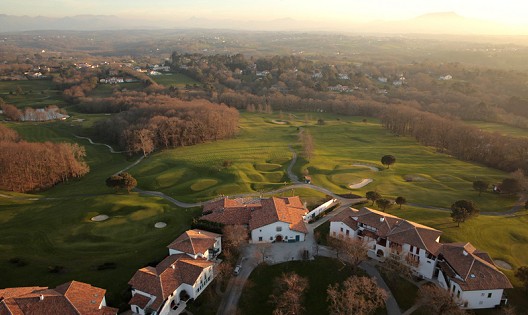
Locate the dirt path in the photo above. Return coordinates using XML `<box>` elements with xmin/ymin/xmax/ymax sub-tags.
<box><xmin>348</xmin><ymin>178</ymin><xmax>373</xmax><ymax>189</ymax></box>
<box><xmin>73</xmin><ymin>134</ymin><xmax>126</xmax><ymax>154</ymax></box>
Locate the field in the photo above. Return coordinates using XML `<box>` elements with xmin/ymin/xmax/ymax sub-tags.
<box><xmin>1</xmin><ymin>110</ymin><xmax>528</xmax><ymax>311</ymax></box>
<box><xmin>133</xmin><ymin>113</ymin><xmax>517</xmax><ymax>212</ymax></box>
<box><xmin>0</xmin><ymin>79</ymin><xmax>65</xmax><ymax>108</ymax></box>
<box><xmin>0</xmin><ymin>119</ymin><xmax>199</xmax><ymax>309</ymax></box>
<box><xmin>465</xmin><ymin>120</ymin><xmax>528</xmax><ymax>138</ymax></box>
<box><xmin>150</xmin><ymin>73</ymin><xmax>200</xmax><ymax>88</ymax></box>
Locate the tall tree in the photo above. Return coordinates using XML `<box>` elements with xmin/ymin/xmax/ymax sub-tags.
<box><xmin>417</xmin><ymin>284</ymin><xmax>467</xmax><ymax>315</ymax></box>
<box><xmin>472</xmin><ymin>180</ymin><xmax>489</xmax><ymax>196</ymax></box>
<box><xmin>222</xmin><ymin>225</ymin><xmax>248</xmax><ymax>252</ymax></box>
<box><xmin>376</xmin><ymin>198</ymin><xmax>392</xmax><ymax>212</ymax></box>
<box><xmin>450</xmin><ymin>200</ymin><xmax>479</xmax><ymax>227</ymax></box>
<box><xmin>381</xmin><ymin>155</ymin><xmax>396</xmax><ymax>169</ymax></box>
<box><xmin>366</xmin><ymin>191</ymin><xmax>381</xmax><ymax>206</ymax></box>
<box><xmin>269</xmin><ymin>272</ymin><xmax>309</xmax><ymax>315</ymax></box>
<box><xmin>395</xmin><ymin>196</ymin><xmax>406</xmax><ymax>209</ymax></box>
<box><xmin>328</xmin><ymin>237</ymin><xmax>368</xmax><ymax>268</ymax></box>
<box><xmin>327</xmin><ymin>276</ymin><xmax>386</xmax><ymax>315</ymax></box>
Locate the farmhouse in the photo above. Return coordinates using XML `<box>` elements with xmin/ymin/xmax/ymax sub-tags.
<box><xmin>329</xmin><ymin>207</ymin><xmax>512</xmax><ymax>309</ymax></box>
<box><xmin>167</xmin><ymin>229</ymin><xmax>222</xmax><ymax>260</ymax></box>
<box><xmin>128</xmin><ymin>229</ymin><xmax>220</xmax><ymax>315</ymax></box>
<box><xmin>0</xmin><ymin>281</ymin><xmax>117</xmax><ymax>314</ymax></box>
<box><xmin>330</xmin><ymin>207</ymin><xmax>442</xmax><ymax>279</ymax></box>
<box><xmin>436</xmin><ymin>243</ymin><xmax>512</xmax><ymax>309</ymax></box>
<box><xmin>201</xmin><ymin>196</ymin><xmax>309</xmax><ymax>243</ymax></box>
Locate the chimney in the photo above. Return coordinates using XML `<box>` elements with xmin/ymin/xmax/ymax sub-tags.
<box><xmin>40</xmin><ymin>295</ymin><xmax>44</xmax><ymax>301</ymax></box>
<box><xmin>171</xmin><ymin>264</ymin><xmax>175</xmax><ymax>269</ymax></box>
<box><xmin>462</xmin><ymin>250</ymin><xmax>468</xmax><ymax>256</ymax></box>
<box><xmin>380</xmin><ymin>217</ymin><xmax>385</xmax><ymax>222</ymax></box>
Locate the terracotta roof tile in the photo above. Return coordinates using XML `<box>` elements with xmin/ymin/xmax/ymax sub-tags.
<box><xmin>438</xmin><ymin>243</ymin><xmax>512</xmax><ymax>291</ymax></box>
<box><xmin>128</xmin><ymin>254</ymin><xmax>214</xmax><ymax>311</ymax></box>
<box><xmin>201</xmin><ymin>197</ymin><xmax>308</xmax><ymax>234</ymax></box>
<box><xmin>167</xmin><ymin>229</ymin><xmax>220</xmax><ymax>255</ymax></box>
<box><xmin>128</xmin><ymin>294</ymin><xmax>151</xmax><ymax>309</ymax></box>
<box><xmin>0</xmin><ymin>282</ymin><xmax>117</xmax><ymax>315</ymax></box>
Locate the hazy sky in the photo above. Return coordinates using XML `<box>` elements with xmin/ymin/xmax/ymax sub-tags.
<box><xmin>2</xmin><ymin>0</ymin><xmax>528</xmax><ymax>25</ymax></box>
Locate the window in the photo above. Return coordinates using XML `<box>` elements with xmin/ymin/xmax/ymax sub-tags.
<box><xmin>481</xmin><ymin>293</ymin><xmax>485</xmax><ymax>297</ymax></box>
<box><xmin>488</xmin><ymin>293</ymin><xmax>492</xmax><ymax>298</ymax></box>
<box><xmin>410</xmin><ymin>245</ymin><xmax>414</xmax><ymax>252</ymax></box>
<box><xmin>259</xmin><ymin>237</ymin><xmax>263</xmax><ymax>241</ymax></box>
<box><xmin>285</xmin><ymin>236</ymin><xmax>288</xmax><ymax>239</ymax></box>
<box><xmin>276</xmin><ymin>226</ymin><xmax>282</xmax><ymax>232</ymax></box>
<box><xmin>346</xmin><ymin>230</ymin><xmax>350</xmax><ymax>236</ymax></box>
<box><xmin>457</xmin><ymin>290</ymin><xmax>460</xmax><ymax>298</ymax></box>
<box><xmin>270</xmin><ymin>237</ymin><xmax>273</xmax><ymax>240</ymax></box>
<box><xmin>415</xmin><ymin>247</ymin><xmax>420</xmax><ymax>254</ymax></box>
<box><xmin>340</xmin><ymin>227</ymin><xmax>343</xmax><ymax>232</ymax></box>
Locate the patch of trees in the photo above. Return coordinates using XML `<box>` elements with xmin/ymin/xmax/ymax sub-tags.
<box><xmin>105</xmin><ymin>172</ymin><xmax>137</xmax><ymax>192</ymax></box>
<box><xmin>92</xmin><ymin>95</ymin><xmax>239</xmax><ymax>155</ymax></box>
<box><xmin>327</xmin><ymin>276</ymin><xmax>386</xmax><ymax>315</ymax></box>
<box><xmin>381</xmin><ymin>106</ymin><xmax>528</xmax><ymax>173</ymax></box>
<box><xmin>0</xmin><ymin>126</ymin><xmax>89</xmax><ymax>192</ymax></box>
<box><xmin>450</xmin><ymin>200</ymin><xmax>479</xmax><ymax>227</ymax></box>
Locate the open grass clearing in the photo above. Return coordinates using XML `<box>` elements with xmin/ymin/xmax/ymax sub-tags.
<box><xmin>0</xmin><ymin>79</ymin><xmax>65</xmax><ymax>108</ymax></box>
<box><xmin>150</xmin><ymin>73</ymin><xmax>200</xmax><ymax>87</ymax></box>
<box><xmin>239</xmin><ymin>257</ymin><xmax>376</xmax><ymax>315</ymax></box>
<box><xmin>465</xmin><ymin>120</ymin><xmax>528</xmax><ymax>138</ymax></box>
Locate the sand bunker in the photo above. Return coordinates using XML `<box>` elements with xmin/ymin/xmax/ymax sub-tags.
<box><xmin>91</xmin><ymin>215</ymin><xmax>109</xmax><ymax>222</ymax></box>
<box><xmin>271</xmin><ymin>120</ymin><xmax>288</xmax><ymax>125</ymax></box>
<box><xmin>349</xmin><ymin>179</ymin><xmax>373</xmax><ymax>189</ymax></box>
<box><xmin>155</xmin><ymin>222</ymin><xmax>167</xmax><ymax>229</ymax></box>
<box><xmin>494</xmin><ymin>259</ymin><xmax>512</xmax><ymax>270</ymax></box>
<box><xmin>351</xmin><ymin>164</ymin><xmax>379</xmax><ymax>172</ymax></box>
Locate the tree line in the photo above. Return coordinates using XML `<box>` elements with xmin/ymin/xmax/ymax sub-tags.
<box><xmin>380</xmin><ymin>106</ymin><xmax>528</xmax><ymax>173</ymax></box>
<box><xmin>92</xmin><ymin>94</ymin><xmax>239</xmax><ymax>156</ymax></box>
<box><xmin>0</xmin><ymin>125</ymin><xmax>89</xmax><ymax>192</ymax></box>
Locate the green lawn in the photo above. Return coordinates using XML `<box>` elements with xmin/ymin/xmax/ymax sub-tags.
<box><xmin>0</xmin><ymin>119</ymin><xmax>198</xmax><ymax>309</ymax></box>
<box><xmin>132</xmin><ymin>112</ymin><xmax>516</xmax><ymax>212</ymax></box>
<box><xmin>0</xmin><ymin>79</ymin><xmax>65</xmax><ymax>108</ymax></box>
<box><xmin>377</xmin><ymin>269</ymin><xmax>419</xmax><ymax>312</ymax></box>
<box><xmin>465</xmin><ymin>121</ymin><xmax>528</xmax><ymax>138</ymax></box>
<box><xmin>239</xmin><ymin>257</ymin><xmax>376</xmax><ymax>315</ymax></box>
<box><xmin>151</xmin><ymin>73</ymin><xmax>200</xmax><ymax>88</ymax></box>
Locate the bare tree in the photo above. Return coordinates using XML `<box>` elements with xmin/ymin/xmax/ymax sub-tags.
<box><xmin>327</xmin><ymin>237</ymin><xmax>368</xmax><ymax>268</ymax></box>
<box><xmin>269</xmin><ymin>272</ymin><xmax>309</xmax><ymax>315</ymax></box>
<box><xmin>222</xmin><ymin>225</ymin><xmax>248</xmax><ymax>253</ymax></box>
<box><xmin>299</xmin><ymin>129</ymin><xmax>314</xmax><ymax>160</ymax></box>
<box><xmin>417</xmin><ymin>284</ymin><xmax>467</xmax><ymax>315</ymax></box>
<box><xmin>327</xmin><ymin>276</ymin><xmax>386</xmax><ymax>315</ymax></box>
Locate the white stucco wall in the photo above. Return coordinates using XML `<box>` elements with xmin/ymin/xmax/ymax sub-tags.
<box><xmin>251</xmin><ymin>221</ymin><xmax>305</xmax><ymax>243</ymax></box>
<box><xmin>329</xmin><ymin>221</ymin><xmax>357</xmax><ymax>240</ymax></box>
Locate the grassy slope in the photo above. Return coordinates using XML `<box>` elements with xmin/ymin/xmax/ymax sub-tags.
<box><xmin>0</xmin><ymin>80</ymin><xmax>65</xmax><ymax>108</ymax></box>
<box><xmin>151</xmin><ymin>73</ymin><xmax>200</xmax><ymax>87</ymax></box>
<box><xmin>0</xmin><ymin>119</ymin><xmax>198</xmax><ymax>308</ymax></box>
<box><xmin>465</xmin><ymin>121</ymin><xmax>528</xmax><ymax>138</ymax></box>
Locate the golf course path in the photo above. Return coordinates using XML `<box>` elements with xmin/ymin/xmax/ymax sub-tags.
<box><xmin>73</xmin><ymin>134</ymin><xmax>126</xmax><ymax>154</ymax></box>
<box><xmin>287</xmin><ymin>145</ymin><xmax>300</xmax><ymax>183</ymax></box>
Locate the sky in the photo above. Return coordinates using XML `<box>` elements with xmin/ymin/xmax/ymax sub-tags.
<box><xmin>2</xmin><ymin>0</ymin><xmax>528</xmax><ymax>26</ymax></box>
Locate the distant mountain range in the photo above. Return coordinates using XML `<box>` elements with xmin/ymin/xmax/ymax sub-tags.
<box><xmin>0</xmin><ymin>12</ymin><xmax>524</xmax><ymax>35</ymax></box>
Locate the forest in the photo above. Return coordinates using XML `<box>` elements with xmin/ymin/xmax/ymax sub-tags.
<box><xmin>0</xmin><ymin>125</ymin><xmax>89</xmax><ymax>192</ymax></box>
<box><xmin>91</xmin><ymin>95</ymin><xmax>239</xmax><ymax>156</ymax></box>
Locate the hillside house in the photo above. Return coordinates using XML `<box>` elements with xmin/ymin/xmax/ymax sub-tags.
<box><xmin>167</xmin><ymin>229</ymin><xmax>221</xmax><ymax>260</ymax></box>
<box><xmin>330</xmin><ymin>207</ymin><xmax>442</xmax><ymax>279</ymax></box>
<box><xmin>329</xmin><ymin>207</ymin><xmax>512</xmax><ymax>309</ymax></box>
<box><xmin>128</xmin><ymin>229</ymin><xmax>220</xmax><ymax>315</ymax></box>
<box><xmin>0</xmin><ymin>281</ymin><xmax>117</xmax><ymax>314</ymax></box>
<box><xmin>201</xmin><ymin>196</ymin><xmax>309</xmax><ymax>243</ymax></box>
<box><xmin>436</xmin><ymin>243</ymin><xmax>512</xmax><ymax>309</ymax></box>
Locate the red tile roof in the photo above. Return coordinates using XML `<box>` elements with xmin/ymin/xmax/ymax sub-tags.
<box><xmin>0</xmin><ymin>281</ymin><xmax>117</xmax><ymax>315</ymax></box>
<box><xmin>438</xmin><ymin>243</ymin><xmax>512</xmax><ymax>291</ymax></box>
<box><xmin>128</xmin><ymin>254</ymin><xmax>214</xmax><ymax>311</ymax></box>
<box><xmin>128</xmin><ymin>294</ymin><xmax>151</xmax><ymax>309</ymax></box>
<box><xmin>167</xmin><ymin>229</ymin><xmax>220</xmax><ymax>255</ymax></box>
<box><xmin>333</xmin><ymin>207</ymin><xmax>442</xmax><ymax>255</ymax></box>
<box><xmin>201</xmin><ymin>197</ymin><xmax>308</xmax><ymax>234</ymax></box>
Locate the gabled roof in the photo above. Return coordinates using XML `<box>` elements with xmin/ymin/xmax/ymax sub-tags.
<box><xmin>167</xmin><ymin>229</ymin><xmax>220</xmax><ymax>255</ymax></box>
<box><xmin>332</xmin><ymin>207</ymin><xmax>442</xmax><ymax>254</ymax></box>
<box><xmin>0</xmin><ymin>281</ymin><xmax>117</xmax><ymax>315</ymax></box>
<box><xmin>249</xmin><ymin>197</ymin><xmax>308</xmax><ymax>233</ymax></box>
<box><xmin>128</xmin><ymin>254</ymin><xmax>214</xmax><ymax>311</ymax></box>
<box><xmin>201</xmin><ymin>196</ymin><xmax>309</xmax><ymax>234</ymax></box>
<box><xmin>438</xmin><ymin>243</ymin><xmax>512</xmax><ymax>291</ymax></box>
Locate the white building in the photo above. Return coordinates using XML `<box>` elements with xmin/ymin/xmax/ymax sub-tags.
<box><xmin>330</xmin><ymin>207</ymin><xmax>442</xmax><ymax>279</ymax></box>
<box><xmin>167</xmin><ymin>229</ymin><xmax>222</xmax><ymax>260</ymax></box>
<box><xmin>128</xmin><ymin>229</ymin><xmax>220</xmax><ymax>315</ymax></box>
<box><xmin>436</xmin><ymin>243</ymin><xmax>512</xmax><ymax>309</ymax></box>
<box><xmin>329</xmin><ymin>207</ymin><xmax>512</xmax><ymax>309</ymax></box>
<box><xmin>201</xmin><ymin>196</ymin><xmax>309</xmax><ymax>243</ymax></box>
